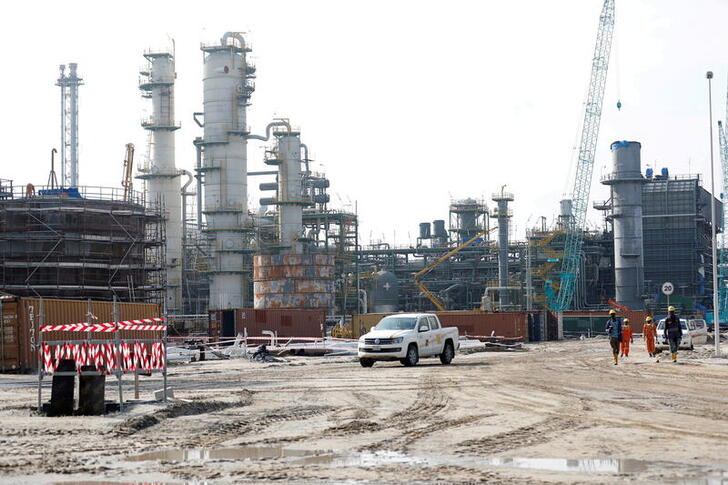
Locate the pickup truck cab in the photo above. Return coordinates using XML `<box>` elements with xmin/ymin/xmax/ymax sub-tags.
<box><xmin>357</xmin><ymin>313</ymin><xmax>459</xmax><ymax>367</ymax></box>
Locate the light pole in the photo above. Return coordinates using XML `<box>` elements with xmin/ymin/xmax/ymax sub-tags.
<box><xmin>707</xmin><ymin>71</ymin><xmax>721</xmax><ymax>357</ymax></box>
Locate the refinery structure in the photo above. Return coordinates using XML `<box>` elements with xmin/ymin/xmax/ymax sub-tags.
<box><xmin>0</xmin><ymin>23</ymin><xmax>726</xmax><ymax>334</ymax></box>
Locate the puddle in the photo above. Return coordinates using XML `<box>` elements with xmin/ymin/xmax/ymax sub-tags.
<box><xmin>127</xmin><ymin>445</ymin><xmax>335</xmax><ymax>464</ymax></box>
<box><xmin>127</xmin><ymin>446</ymin><xmax>425</xmax><ymax>468</ymax></box>
<box><xmin>484</xmin><ymin>457</ymin><xmax>649</xmax><ymax>473</ymax></box>
<box><xmin>52</xmin><ymin>482</ymin><xmax>182</xmax><ymax>485</ymax></box>
<box><xmin>339</xmin><ymin>450</ymin><xmax>428</xmax><ymax>467</ymax></box>
<box><xmin>484</xmin><ymin>457</ymin><xmax>728</xmax><ymax>484</ymax></box>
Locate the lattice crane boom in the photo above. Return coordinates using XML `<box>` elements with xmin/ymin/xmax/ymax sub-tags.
<box><xmin>717</xmin><ymin>116</ymin><xmax>728</xmax><ymax>317</ymax></box>
<box><xmin>554</xmin><ymin>0</ymin><xmax>616</xmax><ymax>311</ymax></box>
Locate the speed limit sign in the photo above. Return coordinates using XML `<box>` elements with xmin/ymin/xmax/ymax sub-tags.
<box><xmin>662</xmin><ymin>282</ymin><xmax>674</xmax><ymax>296</ymax></box>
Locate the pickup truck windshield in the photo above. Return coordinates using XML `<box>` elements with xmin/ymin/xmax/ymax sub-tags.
<box><xmin>375</xmin><ymin>317</ymin><xmax>417</xmax><ymax>331</ymax></box>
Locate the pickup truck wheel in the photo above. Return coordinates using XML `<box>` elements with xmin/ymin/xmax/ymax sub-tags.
<box><xmin>440</xmin><ymin>341</ymin><xmax>454</xmax><ymax>365</ymax></box>
<box><xmin>402</xmin><ymin>344</ymin><xmax>419</xmax><ymax>367</ymax></box>
<box><xmin>359</xmin><ymin>358</ymin><xmax>374</xmax><ymax>368</ymax></box>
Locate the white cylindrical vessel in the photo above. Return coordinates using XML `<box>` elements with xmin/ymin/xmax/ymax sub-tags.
<box><xmin>276</xmin><ymin>133</ymin><xmax>305</xmax><ymax>253</ymax></box>
<box><xmin>201</xmin><ymin>33</ymin><xmax>254</xmax><ymax>310</ymax></box>
<box><xmin>139</xmin><ymin>51</ymin><xmax>182</xmax><ymax>313</ymax></box>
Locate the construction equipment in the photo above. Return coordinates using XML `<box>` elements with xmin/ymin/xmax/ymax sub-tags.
<box><xmin>121</xmin><ymin>143</ymin><xmax>135</xmax><ymax>202</ymax></box>
<box><xmin>414</xmin><ymin>228</ymin><xmax>495</xmax><ymax>311</ymax></box>
<box><xmin>714</xmin><ymin>76</ymin><xmax>728</xmax><ymax>326</ymax></box>
<box><xmin>607</xmin><ymin>298</ymin><xmax>630</xmax><ymax>312</ymax></box>
<box><xmin>554</xmin><ymin>0</ymin><xmax>616</xmax><ymax>311</ymax></box>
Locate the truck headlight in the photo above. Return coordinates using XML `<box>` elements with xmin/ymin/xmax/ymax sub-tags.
<box><xmin>392</xmin><ymin>337</ymin><xmax>403</xmax><ymax>344</ymax></box>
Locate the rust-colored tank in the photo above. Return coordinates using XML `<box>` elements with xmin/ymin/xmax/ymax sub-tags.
<box><xmin>253</xmin><ymin>254</ymin><xmax>334</xmax><ymax>309</ymax></box>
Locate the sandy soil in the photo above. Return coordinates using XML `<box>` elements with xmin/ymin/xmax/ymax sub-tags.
<box><xmin>1</xmin><ymin>339</ymin><xmax>728</xmax><ymax>484</ymax></box>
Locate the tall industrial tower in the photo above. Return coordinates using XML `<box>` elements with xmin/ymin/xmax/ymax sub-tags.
<box><xmin>56</xmin><ymin>63</ymin><xmax>83</xmax><ymax>187</ymax></box>
<box><xmin>274</xmin><ymin>131</ymin><xmax>306</xmax><ymax>253</ymax></box>
<box><xmin>492</xmin><ymin>188</ymin><xmax>514</xmax><ymax>307</ymax></box>
<box><xmin>602</xmin><ymin>141</ymin><xmax>645</xmax><ymax>310</ymax></box>
<box><xmin>139</xmin><ymin>49</ymin><xmax>183</xmax><ymax>313</ymax></box>
<box><xmin>200</xmin><ymin>32</ymin><xmax>256</xmax><ymax>310</ymax></box>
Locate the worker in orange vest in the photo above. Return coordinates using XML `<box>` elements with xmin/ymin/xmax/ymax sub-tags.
<box><xmin>620</xmin><ymin>318</ymin><xmax>634</xmax><ymax>357</ymax></box>
<box><xmin>642</xmin><ymin>316</ymin><xmax>657</xmax><ymax>358</ymax></box>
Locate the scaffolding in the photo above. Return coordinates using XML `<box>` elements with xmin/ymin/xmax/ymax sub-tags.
<box><xmin>527</xmin><ymin>227</ymin><xmax>613</xmax><ymax>311</ymax></box>
<box><xmin>640</xmin><ymin>175</ymin><xmax>721</xmax><ymax>311</ymax></box>
<box><xmin>0</xmin><ymin>184</ymin><xmax>164</xmax><ymax>303</ymax></box>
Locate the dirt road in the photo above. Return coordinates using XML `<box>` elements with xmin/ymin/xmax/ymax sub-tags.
<box><xmin>1</xmin><ymin>339</ymin><xmax>728</xmax><ymax>484</ymax></box>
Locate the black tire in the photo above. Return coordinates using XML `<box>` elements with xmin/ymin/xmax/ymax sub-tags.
<box><xmin>402</xmin><ymin>344</ymin><xmax>419</xmax><ymax>367</ymax></box>
<box><xmin>440</xmin><ymin>341</ymin><xmax>454</xmax><ymax>365</ymax></box>
<box><xmin>359</xmin><ymin>358</ymin><xmax>374</xmax><ymax>368</ymax></box>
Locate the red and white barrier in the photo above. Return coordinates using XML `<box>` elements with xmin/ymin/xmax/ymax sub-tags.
<box><xmin>40</xmin><ymin>318</ymin><xmax>165</xmax><ymax>333</ymax></box>
<box><xmin>39</xmin><ymin>315</ymin><xmax>167</xmax><ymax>375</ymax></box>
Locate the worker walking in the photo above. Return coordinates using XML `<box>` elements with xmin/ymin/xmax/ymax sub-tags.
<box><xmin>620</xmin><ymin>318</ymin><xmax>634</xmax><ymax>357</ymax></box>
<box><xmin>605</xmin><ymin>309</ymin><xmax>622</xmax><ymax>365</ymax></box>
<box><xmin>664</xmin><ymin>306</ymin><xmax>683</xmax><ymax>363</ymax></box>
<box><xmin>642</xmin><ymin>316</ymin><xmax>657</xmax><ymax>357</ymax></box>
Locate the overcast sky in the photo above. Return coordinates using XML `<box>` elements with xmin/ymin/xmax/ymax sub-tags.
<box><xmin>1</xmin><ymin>0</ymin><xmax>726</xmax><ymax>245</ymax></box>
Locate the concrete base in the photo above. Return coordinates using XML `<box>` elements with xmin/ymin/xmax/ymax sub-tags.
<box><xmin>154</xmin><ymin>387</ymin><xmax>174</xmax><ymax>401</ymax></box>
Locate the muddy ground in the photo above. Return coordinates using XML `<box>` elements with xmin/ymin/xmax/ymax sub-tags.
<box><xmin>1</xmin><ymin>339</ymin><xmax>728</xmax><ymax>484</ymax></box>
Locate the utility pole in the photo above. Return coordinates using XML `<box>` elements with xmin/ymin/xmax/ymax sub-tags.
<box><xmin>707</xmin><ymin>71</ymin><xmax>721</xmax><ymax>357</ymax></box>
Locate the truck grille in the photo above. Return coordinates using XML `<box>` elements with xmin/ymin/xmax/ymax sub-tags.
<box><xmin>361</xmin><ymin>347</ymin><xmax>401</xmax><ymax>353</ymax></box>
<box><xmin>364</xmin><ymin>338</ymin><xmax>396</xmax><ymax>345</ymax></box>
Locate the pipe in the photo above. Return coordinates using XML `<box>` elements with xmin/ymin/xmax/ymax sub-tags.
<box><xmin>180</xmin><ymin>169</ymin><xmax>194</xmax><ymax>250</ymax></box>
<box><xmin>358</xmin><ymin>288</ymin><xmax>368</xmax><ymax>314</ymax></box>
<box><xmin>221</xmin><ymin>32</ymin><xmax>246</xmax><ymax>49</ymax></box>
<box><xmin>193</xmin><ymin>112</ymin><xmax>204</xmax><ymax>128</ymax></box>
<box><xmin>194</xmin><ymin>143</ymin><xmax>203</xmax><ymax>228</ymax></box>
<box><xmin>300</xmin><ymin>143</ymin><xmax>311</xmax><ymax>176</ymax></box>
<box><xmin>247</xmin><ymin>120</ymin><xmax>292</xmax><ymax>142</ymax></box>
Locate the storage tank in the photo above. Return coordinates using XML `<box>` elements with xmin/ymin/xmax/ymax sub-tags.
<box><xmin>370</xmin><ymin>270</ymin><xmax>399</xmax><ymax>313</ymax></box>
<box><xmin>419</xmin><ymin>222</ymin><xmax>431</xmax><ymax>239</ymax></box>
<box><xmin>253</xmin><ymin>254</ymin><xmax>334</xmax><ymax>309</ymax></box>
<box><xmin>432</xmin><ymin>220</ymin><xmax>447</xmax><ymax>238</ymax></box>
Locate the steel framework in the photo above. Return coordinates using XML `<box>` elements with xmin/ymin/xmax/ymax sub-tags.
<box><xmin>56</xmin><ymin>64</ymin><xmax>83</xmax><ymax>187</ymax></box>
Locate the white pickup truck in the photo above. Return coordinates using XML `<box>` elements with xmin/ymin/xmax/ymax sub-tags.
<box><xmin>357</xmin><ymin>313</ymin><xmax>459</xmax><ymax>367</ymax></box>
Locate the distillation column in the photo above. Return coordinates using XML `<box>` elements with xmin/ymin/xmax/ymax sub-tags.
<box><xmin>56</xmin><ymin>63</ymin><xmax>83</xmax><ymax>187</ymax></box>
<box><xmin>492</xmin><ymin>189</ymin><xmax>514</xmax><ymax>307</ymax></box>
<box><xmin>603</xmin><ymin>141</ymin><xmax>646</xmax><ymax>310</ymax></box>
<box><xmin>275</xmin><ymin>132</ymin><xmax>306</xmax><ymax>253</ymax></box>
<box><xmin>200</xmin><ymin>32</ymin><xmax>255</xmax><ymax>310</ymax></box>
<box><xmin>139</xmin><ymin>50</ymin><xmax>182</xmax><ymax>313</ymax></box>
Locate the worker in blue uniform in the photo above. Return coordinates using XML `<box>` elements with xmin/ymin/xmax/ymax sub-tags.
<box><xmin>605</xmin><ymin>309</ymin><xmax>622</xmax><ymax>365</ymax></box>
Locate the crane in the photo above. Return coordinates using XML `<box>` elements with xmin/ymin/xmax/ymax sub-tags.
<box><xmin>553</xmin><ymin>0</ymin><xmax>616</xmax><ymax>311</ymax></box>
<box><xmin>121</xmin><ymin>143</ymin><xmax>135</xmax><ymax>202</ymax></box>
<box><xmin>414</xmin><ymin>227</ymin><xmax>496</xmax><ymax>311</ymax></box>
<box><xmin>714</xmin><ymin>79</ymin><xmax>728</xmax><ymax>325</ymax></box>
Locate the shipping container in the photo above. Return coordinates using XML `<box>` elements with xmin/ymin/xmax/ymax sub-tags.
<box><xmin>0</xmin><ymin>295</ymin><xmax>161</xmax><ymax>372</ymax></box>
<box><xmin>352</xmin><ymin>311</ymin><xmax>533</xmax><ymax>340</ymax></box>
<box><xmin>209</xmin><ymin>308</ymin><xmax>326</xmax><ymax>340</ymax></box>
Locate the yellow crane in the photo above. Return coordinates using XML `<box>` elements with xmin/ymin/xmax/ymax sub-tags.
<box><xmin>121</xmin><ymin>143</ymin><xmax>135</xmax><ymax>202</ymax></box>
<box><xmin>414</xmin><ymin>227</ymin><xmax>497</xmax><ymax>311</ymax></box>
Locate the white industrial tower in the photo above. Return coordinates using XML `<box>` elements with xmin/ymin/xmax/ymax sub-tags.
<box><xmin>56</xmin><ymin>63</ymin><xmax>83</xmax><ymax>187</ymax></box>
<box><xmin>139</xmin><ymin>50</ymin><xmax>183</xmax><ymax>313</ymax></box>
<box><xmin>199</xmin><ymin>32</ymin><xmax>256</xmax><ymax>309</ymax></box>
